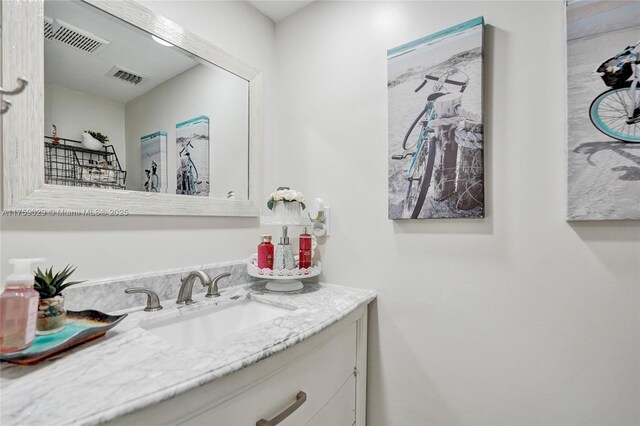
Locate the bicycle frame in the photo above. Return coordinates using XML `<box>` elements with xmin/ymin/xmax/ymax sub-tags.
<box><xmin>150</xmin><ymin>161</ymin><xmax>159</xmax><ymax>192</ymax></box>
<box><xmin>187</xmin><ymin>156</ymin><xmax>198</xmax><ymax>181</ymax></box>
<box><xmin>406</xmin><ymin>113</ymin><xmax>434</xmax><ymax>178</ymax></box>
<box><xmin>178</xmin><ymin>140</ymin><xmax>200</xmax><ymax>194</ymax></box>
<box><xmin>629</xmin><ymin>62</ymin><xmax>639</xmax><ymax>120</ymax></box>
<box><xmin>624</xmin><ymin>40</ymin><xmax>640</xmax><ymax>120</ymax></box>
<box><xmin>589</xmin><ymin>39</ymin><xmax>640</xmax><ymax>143</ymax></box>
<box><xmin>404</xmin><ymin>72</ymin><xmax>469</xmax><ymax>179</ymax></box>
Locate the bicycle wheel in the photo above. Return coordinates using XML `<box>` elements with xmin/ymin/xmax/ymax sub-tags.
<box><xmin>180</xmin><ymin>171</ymin><xmax>189</xmax><ymax>194</ymax></box>
<box><xmin>589</xmin><ymin>86</ymin><xmax>640</xmax><ymax>143</ymax></box>
<box><xmin>403</xmin><ymin>136</ymin><xmax>437</xmax><ymax>218</ymax></box>
<box><xmin>187</xmin><ymin>174</ymin><xmax>193</xmax><ymax>195</ymax></box>
<box><xmin>403</xmin><ymin>145</ymin><xmax>426</xmax><ymax>217</ymax></box>
<box><xmin>402</xmin><ymin>105</ymin><xmax>429</xmax><ymax>150</ymax></box>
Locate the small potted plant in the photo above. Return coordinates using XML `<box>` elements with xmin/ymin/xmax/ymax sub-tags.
<box><xmin>34</xmin><ymin>265</ymin><xmax>84</xmax><ymax>334</ymax></box>
<box><xmin>267</xmin><ymin>187</ymin><xmax>306</xmax><ymax>221</ymax></box>
<box><xmin>81</xmin><ymin>130</ymin><xmax>109</xmax><ymax>150</ymax></box>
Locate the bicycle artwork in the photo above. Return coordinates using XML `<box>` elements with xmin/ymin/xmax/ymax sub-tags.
<box><xmin>589</xmin><ymin>39</ymin><xmax>640</xmax><ymax>144</ymax></box>
<box><xmin>388</xmin><ymin>17</ymin><xmax>485</xmax><ymax>219</ymax></box>
<box><xmin>567</xmin><ymin>1</ymin><xmax>640</xmax><ymax>220</ymax></box>
<box><xmin>140</xmin><ymin>131</ymin><xmax>167</xmax><ymax>193</ymax></box>
<box><xmin>144</xmin><ymin>158</ymin><xmax>159</xmax><ymax>192</ymax></box>
<box><xmin>175</xmin><ymin>116</ymin><xmax>210</xmax><ymax>197</ymax></box>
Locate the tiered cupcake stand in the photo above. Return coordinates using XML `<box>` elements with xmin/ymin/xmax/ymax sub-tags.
<box><xmin>247</xmin><ymin>255</ymin><xmax>321</xmax><ymax>292</ymax></box>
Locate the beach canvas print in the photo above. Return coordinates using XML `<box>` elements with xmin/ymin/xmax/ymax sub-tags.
<box><xmin>141</xmin><ymin>131</ymin><xmax>167</xmax><ymax>193</ymax></box>
<box><xmin>176</xmin><ymin>115</ymin><xmax>210</xmax><ymax>197</ymax></box>
<box><xmin>567</xmin><ymin>1</ymin><xmax>640</xmax><ymax>220</ymax></box>
<box><xmin>388</xmin><ymin>17</ymin><xmax>484</xmax><ymax>220</ymax></box>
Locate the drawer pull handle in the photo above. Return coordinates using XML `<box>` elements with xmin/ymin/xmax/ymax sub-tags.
<box><xmin>256</xmin><ymin>391</ymin><xmax>307</xmax><ymax>426</ymax></box>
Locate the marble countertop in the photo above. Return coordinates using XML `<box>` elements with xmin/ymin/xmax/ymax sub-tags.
<box><xmin>0</xmin><ymin>282</ymin><xmax>376</xmax><ymax>426</ymax></box>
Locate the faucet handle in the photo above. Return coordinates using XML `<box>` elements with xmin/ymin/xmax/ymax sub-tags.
<box><xmin>206</xmin><ymin>272</ymin><xmax>231</xmax><ymax>298</ymax></box>
<box><xmin>125</xmin><ymin>287</ymin><xmax>163</xmax><ymax>312</ymax></box>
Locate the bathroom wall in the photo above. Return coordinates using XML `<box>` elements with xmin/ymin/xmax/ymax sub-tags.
<box><xmin>1</xmin><ymin>0</ymin><xmax>276</xmax><ymax>281</ymax></box>
<box><xmin>2</xmin><ymin>2</ymin><xmax>638</xmax><ymax>423</ymax></box>
<box><xmin>124</xmin><ymin>64</ymin><xmax>249</xmax><ymax>196</ymax></box>
<box><xmin>274</xmin><ymin>1</ymin><xmax>640</xmax><ymax>424</ymax></box>
<box><xmin>44</xmin><ymin>83</ymin><xmax>127</xmax><ymax>162</ymax></box>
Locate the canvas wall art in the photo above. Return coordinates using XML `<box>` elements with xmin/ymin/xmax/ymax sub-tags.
<box><xmin>176</xmin><ymin>115</ymin><xmax>210</xmax><ymax>197</ymax></box>
<box><xmin>566</xmin><ymin>0</ymin><xmax>640</xmax><ymax>220</ymax></box>
<box><xmin>141</xmin><ymin>131</ymin><xmax>167</xmax><ymax>193</ymax></box>
<box><xmin>387</xmin><ymin>17</ymin><xmax>485</xmax><ymax>220</ymax></box>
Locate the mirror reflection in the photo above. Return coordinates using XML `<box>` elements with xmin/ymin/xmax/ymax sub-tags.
<box><xmin>43</xmin><ymin>0</ymin><xmax>250</xmax><ymax>199</ymax></box>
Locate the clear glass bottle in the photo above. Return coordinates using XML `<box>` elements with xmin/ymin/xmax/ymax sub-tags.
<box><xmin>0</xmin><ymin>258</ymin><xmax>44</xmax><ymax>353</ymax></box>
<box><xmin>274</xmin><ymin>226</ymin><xmax>295</xmax><ymax>270</ymax></box>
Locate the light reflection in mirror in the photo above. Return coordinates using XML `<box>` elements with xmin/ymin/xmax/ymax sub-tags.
<box><xmin>43</xmin><ymin>0</ymin><xmax>250</xmax><ymax>200</ymax></box>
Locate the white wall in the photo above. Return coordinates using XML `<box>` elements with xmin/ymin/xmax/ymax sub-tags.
<box><xmin>125</xmin><ymin>64</ymin><xmax>249</xmax><ymax>196</ymax></box>
<box><xmin>1</xmin><ymin>1</ymin><xmax>276</xmax><ymax>281</ymax></box>
<box><xmin>274</xmin><ymin>1</ymin><xmax>640</xmax><ymax>424</ymax></box>
<box><xmin>44</xmin><ymin>84</ymin><xmax>126</xmax><ymax>160</ymax></box>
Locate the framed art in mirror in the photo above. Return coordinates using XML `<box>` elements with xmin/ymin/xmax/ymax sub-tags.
<box><xmin>1</xmin><ymin>0</ymin><xmax>261</xmax><ymax>216</ymax></box>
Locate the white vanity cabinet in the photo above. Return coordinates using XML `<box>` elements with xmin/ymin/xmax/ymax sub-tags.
<box><xmin>110</xmin><ymin>305</ymin><xmax>368</xmax><ymax>426</ymax></box>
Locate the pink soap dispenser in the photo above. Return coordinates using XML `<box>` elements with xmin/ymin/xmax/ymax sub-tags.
<box><xmin>0</xmin><ymin>258</ymin><xmax>44</xmax><ymax>353</ymax></box>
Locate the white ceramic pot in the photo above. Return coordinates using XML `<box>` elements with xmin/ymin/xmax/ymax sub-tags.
<box><xmin>81</xmin><ymin>132</ymin><xmax>104</xmax><ymax>150</ymax></box>
<box><xmin>273</xmin><ymin>201</ymin><xmax>302</xmax><ymax>222</ymax></box>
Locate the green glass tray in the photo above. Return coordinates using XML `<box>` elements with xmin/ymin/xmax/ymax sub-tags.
<box><xmin>0</xmin><ymin>310</ymin><xmax>127</xmax><ymax>365</ymax></box>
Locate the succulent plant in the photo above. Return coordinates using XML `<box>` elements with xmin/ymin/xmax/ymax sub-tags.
<box><xmin>34</xmin><ymin>265</ymin><xmax>85</xmax><ymax>299</ymax></box>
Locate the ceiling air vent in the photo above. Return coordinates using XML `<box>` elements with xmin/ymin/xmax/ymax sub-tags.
<box><xmin>107</xmin><ymin>66</ymin><xmax>150</xmax><ymax>86</ymax></box>
<box><xmin>44</xmin><ymin>18</ymin><xmax>54</xmax><ymax>39</ymax></box>
<box><xmin>44</xmin><ymin>16</ymin><xmax>110</xmax><ymax>54</ymax></box>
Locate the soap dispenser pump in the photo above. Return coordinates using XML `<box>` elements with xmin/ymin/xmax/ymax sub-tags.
<box><xmin>274</xmin><ymin>226</ymin><xmax>295</xmax><ymax>270</ymax></box>
<box><xmin>0</xmin><ymin>258</ymin><xmax>45</xmax><ymax>353</ymax></box>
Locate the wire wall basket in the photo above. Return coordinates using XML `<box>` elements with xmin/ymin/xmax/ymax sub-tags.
<box><xmin>44</xmin><ymin>136</ymin><xmax>127</xmax><ymax>190</ymax></box>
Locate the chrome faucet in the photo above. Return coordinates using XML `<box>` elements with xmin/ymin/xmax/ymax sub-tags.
<box><xmin>177</xmin><ymin>270</ymin><xmax>211</xmax><ymax>305</ymax></box>
<box><xmin>124</xmin><ymin>287</ymin><xmax>163</xmax><ymax>312</ymax></box>
<box><xmin>176</xmin><ymin>271</ymin><xmax>231</xmax><ymax>304</ymax></box>
<box><xmin>206</xmin><ymin>272</ymin><xmax>230</xmax><ymax>298</ymax></box>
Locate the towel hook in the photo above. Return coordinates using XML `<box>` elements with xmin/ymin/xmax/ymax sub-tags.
<box><xmin>1</xmin><ymin>99</ymin><xmax>11</xmax><ymax>114</ymax></box>
<box><xmin>0</xmin><ymin>77</ymin><xmax>28</xmax><ymax>96</ymax></box>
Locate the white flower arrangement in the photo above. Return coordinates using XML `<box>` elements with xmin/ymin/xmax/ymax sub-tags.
<box><xmin>267</xmin><ymin>187</ymin><xmax>305</xmax><ymax>210</ymax></box>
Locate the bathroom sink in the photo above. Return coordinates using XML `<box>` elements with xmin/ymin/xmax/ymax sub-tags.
<box><xmin>142</xmin><ymin>299</ymin><xmax>291</xmax><ymax>348</ymax></box>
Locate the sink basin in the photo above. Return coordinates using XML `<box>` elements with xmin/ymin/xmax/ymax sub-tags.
<box><xmin>143</xmin><ymin>299</ymin><xmax>291</xmax><ymax>348</ymax></box>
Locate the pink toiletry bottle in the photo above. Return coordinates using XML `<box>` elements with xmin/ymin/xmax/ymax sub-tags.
<box><xmin>0</xmin><ymin>258</ymin><xmax>45</xmax><ymax>353</ymax></box>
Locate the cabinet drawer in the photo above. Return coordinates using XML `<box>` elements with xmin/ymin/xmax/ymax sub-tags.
<box><xmin>180</xmin><ymin>321</ymin><xmax>357</xmax><ymax>426</ymax></box>
<box><xmin>306</xmin><ymin>373</ymin><xmax>356</xmax><ymax>426</ymax></box>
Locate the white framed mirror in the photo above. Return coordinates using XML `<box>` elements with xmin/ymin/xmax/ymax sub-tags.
<box><xmin>2</xmin><ymin>0</ymin><xmax>261</xmax><ymax>216</ymax></box>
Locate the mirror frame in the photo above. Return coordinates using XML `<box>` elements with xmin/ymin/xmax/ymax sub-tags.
<box><xmin>2</xmin><ymin>0</ymin><xmax>261</xmax><ymax>216</ymax></box>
